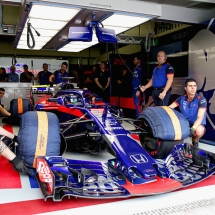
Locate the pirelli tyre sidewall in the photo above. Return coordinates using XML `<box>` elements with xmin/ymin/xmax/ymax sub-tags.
<box><xmin>139</xmin><ymin>135</ymin><xmax>182</xmax><ymax>159</ymax></box>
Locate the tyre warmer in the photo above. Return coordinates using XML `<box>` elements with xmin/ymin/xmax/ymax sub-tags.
<box><xmin>17</xmin><ymin>111</ymin><xmax>61</xmax><ymax>169</ymax></box>
<box><xmin>138</xmin><ymin>107</ymin><xmax>190</xmax><ymax>140</ymax></box>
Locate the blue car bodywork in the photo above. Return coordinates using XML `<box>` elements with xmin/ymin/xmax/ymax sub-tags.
<box><xmin>35</xmin><ymin>88</ymin><xmax>215</xmax><ymax>201</ymax></box>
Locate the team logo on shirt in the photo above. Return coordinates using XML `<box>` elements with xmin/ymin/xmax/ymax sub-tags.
<box><xmin>201</xmin><ymin>98</ymin><xmax>206</xmax><ymax>104</ymax></box>
<box><xmin>133</xmin><ymin>71</ymin><xmax>138</xmax><ymax>78</ymax></box>
<box><xmin>183</xmin><ymin>101</ymin><xmax>187</xmax><ymax>110</ymax></box>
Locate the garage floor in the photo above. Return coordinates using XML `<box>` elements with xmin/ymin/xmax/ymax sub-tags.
<box><xmin>0</xmin><ymin>121</ymin><xmax>215</xmax><ymax>215</ymax></box>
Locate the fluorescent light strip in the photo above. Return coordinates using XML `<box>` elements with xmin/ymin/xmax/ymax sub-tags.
<box><xmin>29</xmin><ymin>4</ymin><xmax>79</xmax><ymax>21</ymax></box>
<box><xmin>58</xmin><ymin>48</ymin><xmax>84</xmax><ymax>52</ymax></box>
<box><xmin>16</xmin><ymin>45</ymin><xmax>43</xmax><ymax>50</ymax></box>
<box><xmin>18</xmin><ymin>41</ymin><xmax>46</xmax><ymax>46</ymax></box>
<box><xmin>23</xmin><ymin>18</ymin><xmax>67</xmax><ymax>30</ymax></box>
<box><xmin>103</xmin><ymin>26</ymin><xmax>129</xmax><ymax>34</ymax></box>
<box><xmin>17</xmin><ymin>4</ymin><xmax>80</xmax><ymax>50</ymax></box>
<box><xmin>22</xmin><ymin>28</ymin><xmax>59</xmax><ymax>37</ymax></box>
<box><xmin>102</xmin><ymin>14</ymin><xmax>150</xmax><ymax>29</ymax></box>
<box><xmin>19</xmin><ymin>35</ymin><xmax>52</xmax><ymax>42</ymax></box>
<box><xmin>58</xmin><ymin>33</ymin><xmax>99</xmax><ymax>52</ymax></box>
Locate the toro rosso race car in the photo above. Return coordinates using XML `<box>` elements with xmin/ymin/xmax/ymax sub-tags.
<box><xmin>29</xmin><ymin>86</ymin><xmax>215</xmax><ymax>201</ymax></box>
<box><xmin>28</xmin><ymin>86</ymin><xmax>215</xmax><ymax>201</ymax></box>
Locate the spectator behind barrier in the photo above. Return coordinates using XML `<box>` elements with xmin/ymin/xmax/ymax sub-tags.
<box><xmin>0</xmin><ymin>67</ymin><xmax>8</xmax><ymax>82</ymax></box>
<box><xmin>8</xmin><ymin>66</ymin><xmax>19</xmax><ymax>82</ymax></box>
<box><xmin>20</xmin><ymin>65</ymin><xmax>33</xmax><ymax>82</ymax></box>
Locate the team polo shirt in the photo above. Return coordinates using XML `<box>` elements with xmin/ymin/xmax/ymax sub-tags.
<box><xmin>132</xmin><ymin>65</ymin><xmax>142</xmax><ymax>90</ymax></box>
<box><xmin>38</xmin><ymin>71</ymin><xmax>52</xmax><ymax>85</ymax></box>
<box><xmin>54</xmin><ymin>70</ymin><xmax>68</xmax><ymax>84</ymax></box>
<box><xmin>174</xmin><ymin>93</ymin><xmax>207</xmax><ymax>124</ymax></box>
<box><xmin>95</xmin><ymin>70</ymin><xmax>110</xmax><ymax>88</ymax></box>
<box><xmin>152</xmin><ymin>63</ymin><xmax>175</xmax><ymax>88</ymax></box>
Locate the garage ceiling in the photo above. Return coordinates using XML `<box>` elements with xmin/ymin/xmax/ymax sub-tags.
<box><xmin>0</xmin><ymin>0</ymin><xmax>215</xmax><ymax>54</ymax></box>
<box><xmin>138</xmin><ymin>0</ymin><xmax>215</xmax><ymax>9</ymax></box>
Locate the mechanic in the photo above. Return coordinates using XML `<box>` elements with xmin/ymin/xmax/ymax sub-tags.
<box><xmin>34</xmin><ymin>63</ymin><xmax>52</xmax><ymax>85</ymax></box>
<box><xmin>140</xmin><ymin>51</ymin><xmax>175</xmax><ymax>106</ymax></box>
<box><xmin>8</xmin><ymin>66</ymin><xmax>19</xmax><ymax>82</ymax></box>
<box><xmin>169</xmin><ymin>78</ymin><xmax>207</xmax><ymax>147</ymax></box>
<box><xmin>20</xmin><ymin>64</ymin><xmax>33</xmax><ymax>82</ymax></box>
<box><xmin>0</xmin><ymin>88</ymin><xmax>11</xmax><ymax>116</ymax></box>
<box><xmin>0</xmin><ymin>67</ymin><xmax>8</xmax><ymax>82</ymax></box>
<box><xmin>0</xmin><ymin>134</ymin><xmax>31</xmax><ymax>176</ymax></box>
<box><xmin>133</xmin><ymin>56</ymin><xmax>144</xmax><ymax>117</ymax></box>
<box><xmin>94</xmin><ymin>62</ymin><xmax>110</xmax><ymax>102</ymax></box>
<box><xmin>49</xmin><ymin>62</ymin><xmax>68</xmax><ymax>84</ymax></box>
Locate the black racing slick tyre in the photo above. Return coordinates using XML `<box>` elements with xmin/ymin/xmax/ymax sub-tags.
<box><xmin>139</xmin><ymin>135</ymin><xmax>183</xmax><ymax>159</ymax></box>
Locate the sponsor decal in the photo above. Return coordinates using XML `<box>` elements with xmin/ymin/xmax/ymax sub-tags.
<box><xmin>32</xmin><ymin>87</ymin><xmax>54</xmax><ymax>94</ymax></box>
<box><xmin>183</xmin><ymin>101</ymin><xmax>187</xmax><ymax>110</ymax></box>
<box><xmin>113</xmin><ymin>59</ymin><xmax>127</xmax><ymax>65</ymax></box>
<box><xmin>111</xmin><ymin>127</ymin><xmax>123</xmax><ymax>130</ymax></box>
<box><xmin>37</xmin><ymin>159</ymin><xmax>53</xmax><ymax>194</ymax></box>
<box><xmin>130</xmin><ymin>154</ymin><xmax>148</xmax><ymax>164</ymax></box>
<box><xmin>201</xmin><ymin>98</ymin><xmax>206</xmax><ymax>104</ymax></box>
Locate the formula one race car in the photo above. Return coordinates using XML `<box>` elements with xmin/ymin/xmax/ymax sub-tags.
<box><xmin>32</xmin><ymin>87</ymin><xmax>215</xmax><ymax>201</ymax></box>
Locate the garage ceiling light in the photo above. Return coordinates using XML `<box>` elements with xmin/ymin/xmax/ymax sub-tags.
<box><xmin>103</xmin><ymin>26</ymin><xmax>129</xmax><ymax>35</ymax></box>
<box><xmin>16</xmin><ymin>3</ymin><xmax>80</xmax><ymax>50</ymax></box>
<box><xmin>58</xmin><ymin>33</ymin><xmax>99</xmax><ymax>52</ymax></box>
<box><xmin>58</xmin><ymin>12</ymin><xmax>151</xmax><ymax>53</ymax></box>
<box><xmin>101</xmin><ymin>14</ymin><xmax>150</xmax><ymax>29</ymax></box>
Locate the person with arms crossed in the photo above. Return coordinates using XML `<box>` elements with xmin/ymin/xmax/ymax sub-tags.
<box><xmin>169</xmin><ymin>78</ymin><xmax>207</xmax><ymax>147</ymax></box>
<box><xmin>140</xmin><ymin>51</ymin><xmax>174</xmax><ymax>106</ymax></box>
<box><xmin>8</xmin><ymin>66</ymin><xmax>19</xmax><ymax>82</ymax></box>
<box><xmin>49</xmin><ymin>62</ymin><xmax>68</xmax><ymax>84</ymax></box>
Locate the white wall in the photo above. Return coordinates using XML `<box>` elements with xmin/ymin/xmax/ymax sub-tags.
<box><xmin>189</xmin><ymin>28</ymin><xmax>215</xmax><ymax>141</ymax></box>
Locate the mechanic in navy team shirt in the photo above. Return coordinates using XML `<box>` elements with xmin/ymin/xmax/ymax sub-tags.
<box><xmin>140</xmin><ymin>51</ymin><xmax>175</xmax><ymax>106</ymax></box>
<box><xmin>49</xmin><ymin>62</ymin><xmax>68</xmax><ymax>84</ymax></box>
<box><xmin>133</xmin><ymin>56</ymin><xmax>143</xmax><ymax>117</ymax></box>
<box><xmin>169</xmin><ymin>78</ymin><xmax>207</xmax><ymax>147</ymax></box>
<box><xmin>34</xmin><ymin>63</ymin><xmax>52</xmax><ymax>85</ymax></box>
